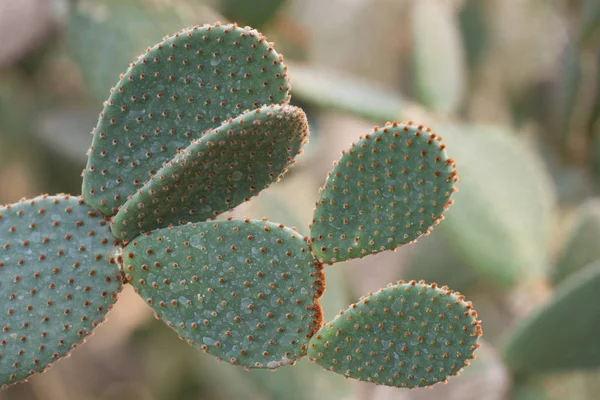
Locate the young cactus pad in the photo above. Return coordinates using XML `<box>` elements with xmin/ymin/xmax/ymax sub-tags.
<box><xmin>309</xmin><ymin>122</ymin><xmax>457</xmax><ymax>263</ymax></box>
<box><xmin>111</xmin><ymin>104</ymin><xmax>309</xmax><ymax>241</ymax></box>
<box><xmin>82</xmin><ymin>23</ymin><xmax>291</xmax><ymax>216</ymax></box>
<box><xmin>123</xmin><ymin>219</ymin><xmax>324</xmax><ymax>369</ymax></box>
<box><xmin>0</xmin><ymin>195</ymin><xmax>122</xmax><ymax>388</ymax></box>
<box><xmin>308</xmin><ymin>281</ymin><xmax>481</xmax><ymax>388</ymax></box>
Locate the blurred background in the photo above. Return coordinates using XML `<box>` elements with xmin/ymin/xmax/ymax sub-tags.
<box><xmin>1</xmin><ymin>0</ymin><xmax>600</xmax><ymax>399</ymax></box>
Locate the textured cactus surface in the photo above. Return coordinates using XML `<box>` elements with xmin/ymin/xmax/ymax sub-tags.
<box><xmin>308</xmin><ymin>281</ymin><xmax>481</xmax><ymax>388</ymax></box>
<box><xmin>111</xmin><ymin>104</ymin><xmax>308</xmax><ymax>241</ymax></box>
<box><xmin>82</xmin><ymin>23</ymin><xmax>291</xmax><ymax>216</ymax></box>
<box><xmin>0</xmin><ymin>195</ymin><xmax>122</xmax><ymax>388</ymax></box>
<box><xmin>503</xmin><ymin>261</ymin><xmax>600</xmax><ymax>373</ymax></box>
<box><xmin>123</xmin><ymin>219</ymin><xmax>324</xmax><ymax>369</ymax></box>
<box><xmin>310</xmin><ymin>122</ymin><xmax>457</xmax><ymax>263</ymax></box>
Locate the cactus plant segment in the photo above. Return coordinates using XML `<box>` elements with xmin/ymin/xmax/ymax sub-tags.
<box><xmin>308</xmin><ymin>280</ymin><xmax>481</xmax><ymax>388</ymax></box>
<box><xmin>82</xmin><ymin>23</ymin><xmax>291</xmax><ymax>216</ymax></box>
<box><xmin>309</xmin><ymin>122</ymin><xmax>457</xmax><ymax>263</ymax></box>
<box><xmin>111</xmin><ymin>104</ymin><xmax>308</xmax><ymax>241</ymax></box>
<box><xmin>123</xmin><ymin>219</ymin><xmax>324</xmax><ymax>369</ymax></box>
<box><xmin>0</xmin><ymin>195</ymin><xmax>122</xmax><ymax>388</ymax></box>
<box><xmin>503</xmin><ymin>261</ymin><xmax>600</xmax><ymax>373</ymax></box>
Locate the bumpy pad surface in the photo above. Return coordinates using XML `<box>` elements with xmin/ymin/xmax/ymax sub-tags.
<box><xmin>124</xmin><ymin>219</ymin><xmax>324</xmax><ymax>369</ymax></box>
<box><xmin>0</xmin><ymin>195</ymin><xmax>122</xmax><ymax>388</ymax></box>
<box><xmin>310</xmin><ymin>122</ymin><xmax>457</xmax><ymax>263</ymax></box>
<box><xmin>308</xmin><ymin>281</ymin><xmax>481</xmax><ymax>388</ymax></box>
<box><xmin>82</xmin><ymin>23</ymin><xmax>291</xmax><ymax>216</ymax></box>
<box><xmin>111</xmin><ymin>105</ymin><xmax>308</xmax><ymax>241</ymax></box>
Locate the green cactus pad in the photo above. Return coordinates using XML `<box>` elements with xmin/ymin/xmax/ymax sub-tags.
<box><xmin>0</xmin><ymin>195</ymin><xmax>122</xmax><ymax>388</ymax></box>
<box><xmin>308</xmin><ymin>280</ymin><xmax>481</xmax><ymax>388</ymax></box>
<box><xmin>309</xmin><ymin>121</ymin><xmax>457</xmax><ymax>263</ymax></box>
<box><xmin>111</xmin><ymin>104</ymin><xmax>308</xmax><ymax>241</ymax></box>
<box><xmin>503</xmin><ymin>261</ymin><xmax>600</xmax><ymax>373</ymax></box>
<box><xmin>123</xmin><ymin>219</ymin><xmax>324</xmax><ymax>369</ymax></box>
<box><xmin>82</xmin><ymin>22</ymin><xmax>291</xmax><ymax>216</ymax></box>
<box><xmin>552</xmin><ymin>198</ymin><xmax>600</xmax><ymax>284</ymax></box>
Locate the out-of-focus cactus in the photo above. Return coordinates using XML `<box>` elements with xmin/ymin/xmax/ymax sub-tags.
<box><xmin>553</xmin><ymin>198</ymin><xmax>600</xmax><ymax>284</ymax></box>
<box><xmin>502</xmin><ymin>261</ymin><xmax>600</xmax><ymax>373</ymax></box>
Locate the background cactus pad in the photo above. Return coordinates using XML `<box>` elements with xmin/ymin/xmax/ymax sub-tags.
<box><xmin>111</xmin><ymin>104</ymin><xmax>309</xmax><ymax>241</ymax></box>
<box><xmin>0</xmin><ymin>195</ymin><xmax>122</xmax><ymax>388</ymax></box>
<box><xmin>309</xmin><ymin>122</ymin><xmax>458</xmax><ymax>263</ymax></box>
<box><xmin>308</xmin><ymin>280</ymin><xmax>481</xmax><ymax>388</ymax></box>
<box><xmin>123</xmin><ymin>219</ymin><xmax>324</xmax><ymax>369</ymax></box>
<box><xmin>82</xmin><ymin>22</ymin><xmax>291</xmax><ymax>216</ymax></box>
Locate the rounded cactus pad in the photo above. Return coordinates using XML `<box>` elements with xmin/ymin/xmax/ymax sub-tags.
<box><xmin>123</xmin><ymin>219</ymin><xmax>324</xmax><ymax>369</ymax></box>
<box><xmin>308</xmin><ymin>280</ymin><xmax>481</xmax><ymax>388</ymax></box>
<box><xmin>111</xmin><ymin>104</ymin><xmax>309</xmax><ymax>241</ymax></box>
<box><xmin>309</xmin><ymin>121</ymin><xmax>458</xmax><ymax>263</ymax></box>
<box><xmin>0</xmin><ymin>195</ymin><xmax>122</xmax><ymax>388</ymax></box>
<box><xmin>82</xmin><ymin>22</ymin><xmax>291</xmax><ymax>216</ymax></box>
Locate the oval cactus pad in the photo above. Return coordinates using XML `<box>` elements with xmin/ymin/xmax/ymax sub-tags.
<box><xmin>0</xmin><ymin>195</ymin><xmax>122</xmax><ymax>388</ymax></box>
<box><xmin>82</xmin><ymin>23</ymin><xmax>291</xmax><ymax>216</ymax></box>
<box><xmin>111</xmin><ymin>104</ymin><xmax>309</xmax><ymax>241</ymax></box>
<box><xmin>308</xmin><ymin>280</ymin><xmax>481</xmax><ymax>388</ymax></box>
<box><xmin>123</xmin><ymin>219</ymin><xmax>324</xmax><ymax>369</ymax></box>
<box><xmin>309</xmin><ymin>121</ymin><xmax>458</xmax><ymax>263</ymax></box>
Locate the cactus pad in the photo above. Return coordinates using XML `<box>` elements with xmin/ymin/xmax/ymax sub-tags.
<box><xmin>123</xmin><ymin>219</ymin><xmax>324</xmax><ymax>369</ymax></box>
<box><xmin>309</xmin><ymin>122</ymin><xmax>457</xmax><ymax>263</ymax></box>
<box><xmin>308</xmin><ymin>280</ymin><xmax>481</xmax><ymax>388</ymax></box>
<box><xmin>503</xmin><ymin>261</ymin><xmax>600</xmax><ymax>372</ymax></box>
<box><xmin>82</xmin><ymin>22</ymin><xmax>291</xmax><ymax>216</ymax></box>
<box><xmin>111</xmin><ymin>105</ymin><xmax>309</xmax><ymax>241</ymax></box>
<box><xmin>0</xmin><ymin>195</ymin><xmax>122</xmax><ymax>388</ymax></box>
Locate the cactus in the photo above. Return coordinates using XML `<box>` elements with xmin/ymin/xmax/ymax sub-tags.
<box><xmin>82</xmin><ymin>23</ymin><xmax>291</xmax><ymax>216</ymax></box>
<box><xmin>0</xmin><ymin>195</ymin><xmax>122</xmax><ymax>388</ymax></box>
<box><xmin>123</xmin><ymin>219</ymin><xmax>324</xmax><ymax>369</ymax></box>
<box><xmin>309</xmin><ymin>122</ymin><xmax>457</xmax><ymax>264</ymax></box>
<box><xmin>308</xmin><ymin>281</ymin><xmax>481</xmax><ymax>388</ymax></box>
<box><xmin>552</xmin><ymin>198</ymin><xmax>600</xmax><ymax>284</ymax></box>
<box><xmin>111</xmin><ymin>104</ymin><xmax>308</xmax><ymax>241</ymax></box>
<box><xmin>0</xmin><ymin>22</ymin><xmax>480</xmax><ymax>390</ymax></box>
<box><xmin>502</xmin><ymin>261</ymin><xmax>600</xmax><ymax>373</ymax></box>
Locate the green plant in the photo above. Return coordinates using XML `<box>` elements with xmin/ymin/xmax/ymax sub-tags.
<box><xmin>0</xmin><ymin>22</ymin><xmax>481</xmax><ymax>391</ymax></box>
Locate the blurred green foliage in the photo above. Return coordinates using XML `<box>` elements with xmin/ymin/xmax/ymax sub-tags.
<box><xmin>1</xmin><ymin>0</ymin><xmax>600</xmax><ymax>399</ymax></box>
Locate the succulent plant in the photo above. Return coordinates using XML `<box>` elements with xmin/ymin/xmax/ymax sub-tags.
<box><xmin>0</xmin><ymin>22</ymin><xmax>481</xmax><ymax>390</ymax></box>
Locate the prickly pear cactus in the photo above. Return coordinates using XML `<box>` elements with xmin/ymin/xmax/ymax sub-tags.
<box><xmin>308</xmin><ymin>281</ymin><xmax>481</xmax><ymax>388</ymax></box>
<box><xmin>309</xmin><ymin>122</ymin><xmax>457</xmax><ymax>263</ymax></box>
<box><xmin>123</xmin><ymin>219</ymin><xmax>324</xmax><ymax>369</ymax></box>
<box><xmin>1</xmin><ymin>20</ymin><xmax>481</xmax><ymax>392</ymax></box>
<box><xmin>111</xmin><ymin>104</ymin><xmax>309</xmax><ymax>241</ymax></box>
<box><xmin>0</xmin><ymin>195</ymin><xmax>122</xmax><ymax>388</ymax></box>
<box><xmin>82</xmin><ymin>23</ymin><xmax>291</xmax><ymax>217</ymax></box>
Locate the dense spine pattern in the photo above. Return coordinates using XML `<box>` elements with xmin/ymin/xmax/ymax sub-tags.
<box><xmin>0</xmin><ymin>195</ymin><xmax>122</xmax><ymax>388</ymax></box>
<box><xmin>308</xmin><ymin>281</ymin><xmax>481</xmax><ymax>388</ymax></box>
<box><xmin>111</xmin><ymin>104</ymin><xmax>309</xmax><ymax>241</ymax></box>
<box><xmin>82</xmin><ymin>23</ymin><xmax>291</xmax><ymax>216</ymax></box>
<box><xmin>309</xmin><ymin>122</ymin><xmax>457</xmax><ymax>263</ymax></box>
<box><xmin>124</xmin><ymin>219</ymin><xmax>324</xmax><ymax>369</ymax></box>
